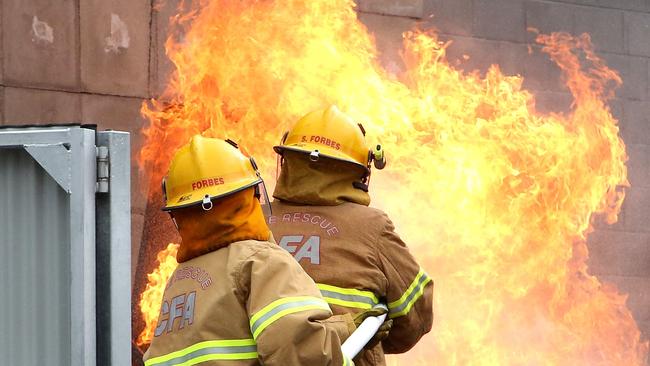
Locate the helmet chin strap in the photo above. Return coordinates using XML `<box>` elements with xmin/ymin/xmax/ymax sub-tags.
<box><xmin>256</xmin><ymin>178</ymin><xmax>273</xmax><ymax>217</ymax></box>
<box><xmin>353</xmin><ymin>181</ymin><xmax>369</xmax><ymax>192</ymax></box>
<box><xmin>275</xmin><ymin>154</ymin><xmax>284</xmax><ymax>183</ymax></box>
<box><xmin>276</xmin><ymin>132</ymin><xmax>289</xmax><ymax>183</ymax></box>
<box><xmin>161</xmin><ymin>177</ymin><xmax>168</xmax><ymax>203</ymax></box>
<box><xmin>162</xmin><ymin>177</ymin><xmax>181</xmax><ymax>228</ymax></box>
<box><xmin>249</xmin><ymin>155</ymin><xmax>272</xmax><ymax>217</ymax></box>
<box><xmin>354</xmin><ymin>170</ymin><xmax>370</xmax><ymax>192</ymax></box>
<box><xmin>356</xmin><ymin>150</ymin><xmax>374</xmax><ymax>192</ymax></box>
<box><xmin>168</xmin><ymin>212</ymin><xmax>179</xmax><ymax>230</ymax></box>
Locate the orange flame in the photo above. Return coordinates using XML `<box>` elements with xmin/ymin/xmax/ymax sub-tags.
<box><xmin>137</xmin><ymin>0</ymin><xmax>649</xmax><ymax>364</ymax></box>
<box><xmin>136</xmin><ymin>243</ymin><xmax>179</xmax><ymax>347</ymax></box>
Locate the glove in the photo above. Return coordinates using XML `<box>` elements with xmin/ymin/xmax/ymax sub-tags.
<box><xmin>353</xmin><ymin>307</ymin><xmax>387</xmax><ymax>327</ymax></box>
<box><xmin>368</xmin><ymin>318</ymin><xmax>393</xmax><ymax>349</ymax></box>
<box><xmin>352</xmin><ymin>307</ymin><xmax>393</xmax><ymax>349</ymax></box>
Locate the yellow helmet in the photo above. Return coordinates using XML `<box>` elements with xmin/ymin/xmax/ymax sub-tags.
<box><xmin>274</xmin><ymin>105</ymin><xmax>385</xmax><ymax>170</ymax></box>
<box><xmin>162</xmin><ymin>135</ymin><xmax>262</xmax><ymax>211</ymax></box>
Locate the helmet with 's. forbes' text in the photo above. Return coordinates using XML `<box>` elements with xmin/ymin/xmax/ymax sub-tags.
<box><xmin>274</xmin><ymin>105</ymin><xmax>386</xmax><ymax>170</ymax></box>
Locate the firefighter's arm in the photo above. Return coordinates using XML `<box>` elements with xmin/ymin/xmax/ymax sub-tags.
<box><xmin>238</xmin><ymin>244</ymin><xmax>356</xmax><ymax>366</ymax></box>
<box><xmin>376</xmin><ymin>215</ymin><xmax>434</xmax><ymax>354</ymax></box>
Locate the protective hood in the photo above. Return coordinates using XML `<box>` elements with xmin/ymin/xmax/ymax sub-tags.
<box><xmin>273</xmin><ymin>150</ymin><xmax>371</xmax><ymax>206</ymax></box>
<box><xmin>173</xmin><ymin>187</ymin><xmax>270</xmax><ymax>262</ymax></box>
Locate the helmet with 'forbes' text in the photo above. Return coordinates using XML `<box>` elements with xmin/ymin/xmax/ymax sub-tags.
<box><xmin>162</xmin><ymin>135</ymin><xmax>262</xmax><ymax>211</ymax></box>
<box><xmin>274</xmin><ymin>105</ymin><xmax>386</xmax><ymax>170</ymax></box>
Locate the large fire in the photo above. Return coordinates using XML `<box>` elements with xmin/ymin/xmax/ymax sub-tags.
<box><xmin>136</xmin><ymin>0</ymin><xmax>649</xmax><ymax>364</ymax></box>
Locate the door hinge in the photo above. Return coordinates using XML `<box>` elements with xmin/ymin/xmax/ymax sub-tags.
<box><xmin>96</xmin><ymin>146</ymin><xmax>110</xmax><ymax>193</ymax></box>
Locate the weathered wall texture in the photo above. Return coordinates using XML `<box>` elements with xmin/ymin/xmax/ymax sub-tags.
<box><xmin>0</xmin><ymin>0</ymin><xmax>152</xmax><ymax>285</ymax></box>
<box><xmin>0</xmin><ymin>0</ymin><xmax>648</xmax><ymax>343</ymax></box>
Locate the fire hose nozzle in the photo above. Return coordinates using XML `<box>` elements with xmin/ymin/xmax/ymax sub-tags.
<box><xmin>372</xmin><ymin>145</ymin><xmax>386</xmax><ymax>170</ymax></box>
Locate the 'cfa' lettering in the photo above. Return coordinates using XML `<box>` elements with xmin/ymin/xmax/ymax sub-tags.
<box><xmin>153</xmin><ymin>291</ymin><xmax>197</xmax><ymax>336</ymax></box>
<box><xmin>279</xmin><ymin>235</ymin><xmax>321</xmax><ymax>264</ymax></box>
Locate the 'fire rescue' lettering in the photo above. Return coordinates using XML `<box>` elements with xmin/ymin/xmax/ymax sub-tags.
<box><xmin>154</xmin><ymin>291</ymin><xmax>197</xmax><ymax>337</ymax></box>
<box><xmin>191</xmin><ymin>177</ymin><xmax>225</xmax><ymax>190</ymax></box>
<box><xmin>279</xmin><ymin>235</ymin><xmax>321</xmax><ymax>264</ymax></box>
<box><xmin>268</xmin><ymin>212</ymin><xmax>340</xmax><ymax>237</ymax></box>
<box><xmin>166</xmin><ymin>265</ymin><xmax>213</xmax><ymax>290</ymax></box>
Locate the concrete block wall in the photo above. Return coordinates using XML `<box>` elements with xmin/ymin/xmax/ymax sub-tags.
<box><xmin>0</xmin><ymin>0</ymin><xmax>648</xmax><ymax>351</ymax></box>
<box><xmin>0</xmin><ymin>0</ymin><xmax>152</xmax><ymax>282</ymax></box>
<box><xmin>357</xmin><ymin>0</ymin><xmax>650</xmax><ymax>341</ymax></box>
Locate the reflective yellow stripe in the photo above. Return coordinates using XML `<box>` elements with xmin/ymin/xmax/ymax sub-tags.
<box><xmin>249</xmin><ymin>296</ymin><xmax>331</xmax><ymax>339</ymax></box>
<box><xmin>144</xmin><ymin>339</ymin><xmax>257</xmax><ymax>366</ymax></box>
<box><xmin>171</xmin><ymin>352</ymin><xmax>259</xmax><ymax>366</ymax></box>
<box><xmin>388</xmin><ymin>269</ymin><xmax>431</xmax><ymax>319</ymax></box>
<box><xmin>343</xmin><ymin>354</ymin><xmax>355</xmax><ymax>366</ymax></box>
<box><xmin>317</xmin><ymin>283</ymin><xmax>380</xmax><ymax>309</ymax></box>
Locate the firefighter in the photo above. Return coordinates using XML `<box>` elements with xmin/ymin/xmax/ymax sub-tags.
<box><xmin>144</xmin><ymin>135</ymin><xmax>368</xmax><ymax>366</ymax></box>
<box><xmin>269</xmin><ymin>106</ymin><xmax>434</xmax><ymax>366</ymax></box>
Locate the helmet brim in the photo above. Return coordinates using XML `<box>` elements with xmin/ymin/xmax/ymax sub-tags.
<box><xmin>273</xmin><ymin>144</ymin><xmax>369</xmax><ymax>171</ymax></box>
<box><xmin>162</xmin><ymin>177</ymin><xmax>262</xmax><ymax>211</ymax></box>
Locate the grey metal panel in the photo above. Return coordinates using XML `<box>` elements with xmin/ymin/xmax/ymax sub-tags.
<box><xmin>68</xmin><ymin>127</ymin><xmax>97</xmax><ymax>366</ymax></box>
<box><xmin>0</xmin><ymin>127</ymin><xmax>72</xmax><ymax>146</ymax></box>
<box><xmin>96</xmin><ymin>131</ymin><xmax>131</xmax><ymax>366</ymax></box>
<box><xmin>0</xmin><ymin>126</ymin><xmax>97</xmax><ymax>366</ymax></box>
<box><xmin>24</xmin><ymin>143</ymin><xmax>72</xmax><ymax>193</ymax></box>
<box><xmin>0</xmin><ymin>148</ymin><xmax>72</xmax><ymax>365</ymax></box>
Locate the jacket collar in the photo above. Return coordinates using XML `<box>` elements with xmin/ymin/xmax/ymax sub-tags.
<box><xmin>273</xmin><ymin>151</ymin><xmax>371</xmax><ymax>206</ymax></box>
<box><xmin>173</xmin><ymin>187</ymin><xmax>270</xmax><ymax>262</ymax></box>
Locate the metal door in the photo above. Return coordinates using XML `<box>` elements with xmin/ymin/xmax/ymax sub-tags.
<box><xmin>0</xmin><ymin>126</ymin><xmax>131</xmax><ymax>366</ymax></box>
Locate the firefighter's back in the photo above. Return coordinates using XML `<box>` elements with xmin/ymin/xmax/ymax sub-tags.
<box><xmin>144</xmin><ymin>240</ymin><xmax>267</xmax><ymax>366</ymax></box>
<box><xmin>269</xmin><ymin>200</ymin><xmax>387</xmax><ymax>302</ymax></box>
<box><xmin>269</xmin><ymin>199</ymin><xmax>433</xmax><ymax>366</ymax></box>
<box><xmin>269</xmin><ymin>200</ymin><xmax>390</xmax><ymax>365</ymax></box>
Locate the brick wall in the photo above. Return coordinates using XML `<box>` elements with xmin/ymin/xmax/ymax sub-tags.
<box><xmin>1</xmin><ymin>0</ymin><xmax>647</xmax><ymax>346</ymax></box>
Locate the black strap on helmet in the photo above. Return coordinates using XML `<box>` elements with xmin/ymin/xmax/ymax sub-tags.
<box><xmin>353</xmin><ymin>181</ymin><xmax>369</xmax><ymax>192</ymax></box>
<box><xmin>161</xmin><ymin>177</ymin><xmax>168</xmax><ymax>202</ymax></box>
<box><xmin>225</xmin><ymin>139</ymin><xmax>239</xmax><ymax>148</ymax></box>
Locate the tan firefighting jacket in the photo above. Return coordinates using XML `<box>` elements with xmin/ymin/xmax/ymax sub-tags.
<box><xmin>269</xmin><ymin>152</ymin><xmax>434</xmax><ymax>366</ymax></box>
<box><xmin>143</xmin><ymin>188</ymin><xmax>356</xmax><ymax>366</ymax></box>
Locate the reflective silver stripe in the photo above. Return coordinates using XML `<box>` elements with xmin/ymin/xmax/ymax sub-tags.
<box><xmin>319</xmin><ymin>289</ymin><xmax>378</xmax><ymax>308</ymax></box>
<box><xmin>388</xmin><ymin>272</ymin><xmax>431</xmax><ymax>318</ymax></box>
<box><xmin>145</xmin><ymin>345</ymin><xmax>257</xmax><ymax>366</ymax></box>
<box><xmin>250</xmin><ymin>298</ymin><xmax>330</xmax><ymax>338</ymax></box>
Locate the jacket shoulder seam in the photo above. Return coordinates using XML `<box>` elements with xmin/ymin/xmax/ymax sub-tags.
<box><xmin>372</xmin><ymin>218</ymin><xmax>388</xmax><ymax>291</ymax></box>
<box><xmin>233</xmin><ymin>242</ymin><xmax>274</xmax><ymax>302</ymax></box>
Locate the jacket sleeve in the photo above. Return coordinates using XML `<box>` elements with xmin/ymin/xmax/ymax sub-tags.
<box><xmin>376</xmin><ymin>214</ymin><xmax>434</xmax><ymax>354</ymax></box>
<box><xmin>237</xmin><ymin>244</ymin><xmax>356</xmax><ymax>366</ymax></box>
